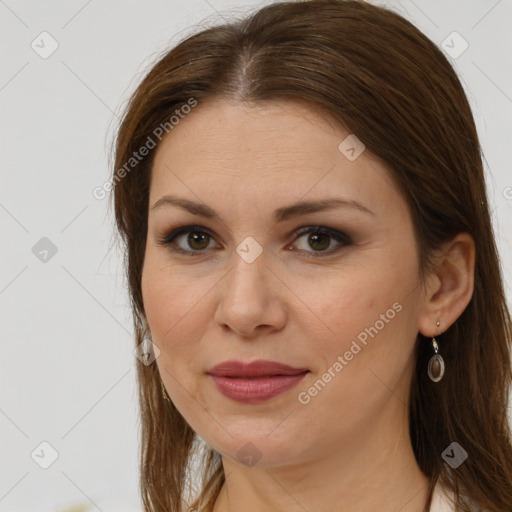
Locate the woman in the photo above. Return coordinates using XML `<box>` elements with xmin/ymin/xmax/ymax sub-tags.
<box><xmin>110</xmin><ymin>1</ymin><xmax>512</xmax><ymax>511</ymax></box>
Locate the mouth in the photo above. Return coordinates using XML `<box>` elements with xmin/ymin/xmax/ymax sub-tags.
<box><xmin>206</xmin><ymin>360</ymin><xmax>310</xmax><ymax>403</ymax></box>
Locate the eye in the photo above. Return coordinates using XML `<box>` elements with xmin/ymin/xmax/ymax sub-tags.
<box><xmin>289</xmin><ymin>226</ymin><xmax>352</xmax><ymax>257</ymax></box>
<box><xmin>156</xmin><ymin>226</ymin><xmax>218</xmax><ymax>255</ymax></box>
<box><xmin>156</xmin><ymin>225</ymin><xmax>352</xmax><ymax>257</ymax></box>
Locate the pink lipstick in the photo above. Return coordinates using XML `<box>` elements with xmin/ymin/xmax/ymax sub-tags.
<box><xmin>207</xmin><ymin>359</ymin><xmax>309</xmax><ymax>404</ymax></box>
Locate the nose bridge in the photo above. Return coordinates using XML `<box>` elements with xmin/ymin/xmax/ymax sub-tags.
<box><xmin>214</xmin><ymin>235</ymin><xmax>278</xmax><ymax>333</ymax></box>
<box><xmin>228</xmin><ymin>234</ymin><xmax>268</xmax><ymax>297</ymax></box>
<box><xmin>235</xmin><ymin>234</ymin><xmax>265</xmax><ymax>266</ymax></box>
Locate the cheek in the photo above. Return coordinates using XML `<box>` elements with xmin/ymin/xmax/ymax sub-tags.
<box><xmin>306</xmin><ymin>244</ymin><xmax>419</xmax><ymax>379</ymax></box>
<box><xmin>140</xmin><ymin>249</ymin><xmax>219</xmax><ymax>402</ymax></box>
<box><xmin>141</xmin><ymin>252</ymin><xmax>200</xmax><ymax>375</ymax></box>
<box><xmin>142</xmin><ymin>260</ymin><xmax>211</xmax><ymax>422</ymax></box>
<box><xmin>141</xmin><ymin>249</ymin><xmax>207</xmax><ymax>337</ymax></box>
<box><xmin>303</xmin><ymin>269</ymin><xmax>383</xmax><ymax>351</ymax></box>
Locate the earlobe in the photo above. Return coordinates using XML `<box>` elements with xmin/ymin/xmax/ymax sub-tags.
<box><xmin>418</xmin><ymin>232</ymin><xmax>476</xmax><ymax>337</ymax></box>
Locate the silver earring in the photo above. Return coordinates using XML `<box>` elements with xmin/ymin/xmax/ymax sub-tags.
<box><xmin>428</xmin><ymin>321</ymin><xmax>445</xmax><ymax>382</ymax></box>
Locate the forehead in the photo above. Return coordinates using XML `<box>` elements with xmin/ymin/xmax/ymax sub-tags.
<box><xmin>153</xmin><ymin>98</ymin><xmax>344</xmax><ymax>170</ymax></box>
<box><xmin>149</xmin><ymin>99</ymin><xmax>401</xmax><ymax>222</ymax></box>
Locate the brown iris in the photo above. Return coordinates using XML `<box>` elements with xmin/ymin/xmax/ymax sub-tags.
<box><xmin>307</xmin><ymin>232</ymin><xmax>330</xmax><ymax>251</ymax></box>
<box><xmin>188</xmin><ymin>232</ymin><xmax>210</xmax><ymax>250</ymax></box>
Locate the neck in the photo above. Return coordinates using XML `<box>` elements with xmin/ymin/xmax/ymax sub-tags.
<box><xmin>211</xmin><ymin>397</ymin><xmax>431</xmax><ymax>512</ymax></box>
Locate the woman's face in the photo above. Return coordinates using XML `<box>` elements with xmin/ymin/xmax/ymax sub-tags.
<box><xmin>141</xmin><ymin>99</ymin><xmax>427</xmax><ymax>467</ymax></box>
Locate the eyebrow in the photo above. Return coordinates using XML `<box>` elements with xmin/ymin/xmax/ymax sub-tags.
<box><xmin>150</xmin><ymin>195</ymin><xmax>374</xmax><ymax>222</ymax></box>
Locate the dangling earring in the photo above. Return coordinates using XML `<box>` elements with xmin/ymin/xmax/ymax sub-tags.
<box><xmin>161</xmin><ymin>379</ymin><xmax>170</xmax><ymax>402</ymax></box>
<box><xmin>428</xmin><ymin>320</ymin><xmax>445</xmax><ymax>382</ymax></box>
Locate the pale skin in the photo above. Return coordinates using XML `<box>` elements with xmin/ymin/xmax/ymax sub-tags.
<box><xmin>141</xmin><ymin>99</ymin><xmax>475</xmax><ymax>512</ymax></box>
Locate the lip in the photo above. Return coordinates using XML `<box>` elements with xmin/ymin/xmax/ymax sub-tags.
<box><xmin>207</xmin><ymin>359</ymin><xmax>309</xmax><ymax>378</ymax></box>
<box><xmin>206</xmin><ymin>359</ymin><xmax>310</xmax><ymax>404</ymax></box>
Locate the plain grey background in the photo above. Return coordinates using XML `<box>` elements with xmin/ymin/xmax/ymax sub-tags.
<box><xmin>1</xmin><ymin>0</ymin><xmax>511</xmax><ymax>510</ymax></box>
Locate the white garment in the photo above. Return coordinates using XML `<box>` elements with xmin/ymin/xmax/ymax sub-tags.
<box><xmin>430</xmin><ymin>482</ymin><xmax>485</xmax><ymax>512</ymax></box>
<box><xmin>430</xmin><ymin>483</ymin><xmax>456</xmax><ymax>512</ymax></box>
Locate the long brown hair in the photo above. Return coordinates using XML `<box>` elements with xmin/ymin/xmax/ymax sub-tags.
<box><xmin>110</xmin><ymin>1</ymin><xmax>512</xmax><ymax>510</ymax></box>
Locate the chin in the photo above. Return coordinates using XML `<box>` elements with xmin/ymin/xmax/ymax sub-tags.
<box><xmin>203</xmin><ymin>428</ymin><xmax>308</xmax><ymax>470</ymax></box>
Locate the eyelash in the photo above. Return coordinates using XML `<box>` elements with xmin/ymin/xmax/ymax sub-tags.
<box><xmin>155</xmin><ymin>225</ymin><xmax>352</xmax><ymax>258</ymax></box>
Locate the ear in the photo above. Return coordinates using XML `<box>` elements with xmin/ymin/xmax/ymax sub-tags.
<box><xmin>418</xmin><ymin>232</ymin><xmax>476</xmax><ymax>337</ymax></box>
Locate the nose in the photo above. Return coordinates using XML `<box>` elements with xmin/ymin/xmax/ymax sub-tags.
<box><xmin>213</xmin><ymin>244</ymin><xmax>287</xmax><ymax>338</ymax></box>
